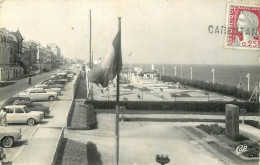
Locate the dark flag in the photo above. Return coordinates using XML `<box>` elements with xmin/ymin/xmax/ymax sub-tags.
<box><xmin>88</xmin><ymin>32</ymin><xmax>122</xmax><ymax>87</ymax></box>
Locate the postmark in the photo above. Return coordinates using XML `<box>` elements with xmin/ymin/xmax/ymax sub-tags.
<box><xmin>224</xmin><ymin>4</ymin><xmax>260</xmax><ymax>50</ymax></box>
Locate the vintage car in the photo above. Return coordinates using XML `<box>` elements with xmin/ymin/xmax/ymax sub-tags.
<box><xmin>34</xmin><ymin>84</ymin><xmax>62</xmax><ymax>95</ymax></box>
<box><xmin>47</xmin><ymin>77</ymin><xmax>68</xmax><ymax>85</ymax></box>
<box><xmin>16</xmin><ymin>88</ymin><xmax>58</xmax><ymax>101</ymax></box>
<box><xmin>0</xmin><ymin>97</ymin><xmax>29</xmax><ymax>110</ymax></box>
<box><xmin>0</xmin><ymin>127</ymin><xmax>22</xmax><ymax>148</ymax></box>
<box><xmin>13</xmin><ymin>100</ymin><xmax>50</xmax><ymax>116</ymax></box>
<box><xmin>4</xmin><ymin>105</ymin><xmax>44</xmax><ymax>125</ymax></box>
<box><xmin>41</xmin><ymin>81</ymin><xmax>65</xmax><ymax>90</ymax></box>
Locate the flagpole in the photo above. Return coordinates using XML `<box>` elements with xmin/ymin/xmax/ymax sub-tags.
<box><xmin>88</xmin><ymin>9</ymin><xmax>92</xmax><ymax>100</ymax></box>
<box><xmin>115</xmin><ymin>17</ymin><xmax>121</xmax><ymax>165</ymax></box>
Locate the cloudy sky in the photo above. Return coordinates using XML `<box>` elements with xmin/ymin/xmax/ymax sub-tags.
<box><xmin>0</xmin><ymin>0</ymin><xmax>259</xmax><ymax>65</ymax></box>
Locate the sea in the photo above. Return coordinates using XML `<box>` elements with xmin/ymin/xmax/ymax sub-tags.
<box><xmin>131</xmin><ymin>64</ymin><xmax>260</xmax><ymax>92</ymax></box>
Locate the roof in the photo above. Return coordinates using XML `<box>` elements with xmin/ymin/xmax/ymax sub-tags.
<box><xmin>0</xmin><ymin>28</ymin><xmax>18</xmax><ymax>42</ymax></box>
<box><xmin>5</xmin><ymin>105</ymin><xmax>26</xmax><ymax>108</ymax></box>
<box><xmin>10</xmin><ymin>29</ymin><xmax>23</xmax><ymax>41</ymax></box>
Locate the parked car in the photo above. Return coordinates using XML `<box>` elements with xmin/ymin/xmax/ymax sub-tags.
<box><xmin>41</xmin><ymin>81</ymin><xmax>65</xmax><ymax>90</ymax></box>
<box><xmin>0</xmin><ymin>127</ymin><xmax>22</xmax><ymax>148</ymax></box>
<box><xmin>47</xmin><ymin>77</ymin><xmax>68</xmax><ymax>85</ymax></box>
<box><xmin>0</xmin><ymin>97</ymin><xmax>29</xmax><ymax>110</ymax></box>
<box><xmin>4</xmin><ymin>105</ymin><xmax>44</xmax><ymax>125</ymax></box>
<box><xmin>34</xmin><ymin>84</ymin><xmax>62</xmax><ymax>95</ymax></box>
<box><xmin>13</xmin><ymin>100</ymin><xmax>50</xmax><ymax>116</ymax></box>
<box><xmin>16</xmin><ymin>88</ymin><xmax>58</xmax><ymax>101</ymax></box>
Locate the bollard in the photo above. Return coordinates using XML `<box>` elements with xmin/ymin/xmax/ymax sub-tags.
<box><xmin>120</xmin><ymin>106</ymin><xmax>126</xmax><ymax>122</ymax></box>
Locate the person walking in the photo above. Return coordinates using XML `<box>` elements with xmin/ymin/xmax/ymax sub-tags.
<box><xmin>0</xmin><ymin>147</ymin><xmax>6</xmax><ymax>165</ymax></box>
<box><xmin>28</xmin><ymin>76</ymin><xmax>32</xmax><ymax>85</ymax></box>
<box><xmin>0</xmin><ymin>108</ymin><xmax>8</xmax><ymax>126</ymax></box>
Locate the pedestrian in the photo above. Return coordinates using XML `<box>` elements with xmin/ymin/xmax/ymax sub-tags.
<box><xmin>0</xmin><ymin>147</ymin><xmax>6</xmax><ymax>164</ymax></box>
<box><xmin>28</xmin><ymin>76</ymin><xmax>32</xmax><ymax>85</ymax></box>
<box><xmin>0</xmin><ymin>108</ymin><xmax>7</xmax><ymax>126</ymax></box>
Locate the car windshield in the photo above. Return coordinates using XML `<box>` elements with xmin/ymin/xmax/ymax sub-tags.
<box><xmin>24</xmin><ymin>108</ymin><xmax>31</xmax><ymax>113</ymax></box>
<box><xmin>23</xmin><ymin>90</ymin><xmax>28</xmax><ymax>93</ymax></box>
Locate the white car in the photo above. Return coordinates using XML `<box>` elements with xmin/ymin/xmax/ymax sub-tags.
<box><xmin>0</xmin><ymin>127</ymin><xmax>22</xmax><ymax>148</ymax></box>
<box><xmin>34</xmin><ymin>85</ymin><xmax>62</xmax><ymax>95</ymax></box>
<box><xmin>5</xmin><ymin>105</ymin><xmax>44</xmax><ymax>125</ymax></box>
<box><xmin>17</xmin><ymin>88</ymin><xmax>58</xmax><ymax>101</ymax></box>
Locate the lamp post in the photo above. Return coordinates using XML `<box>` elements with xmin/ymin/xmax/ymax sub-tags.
<box><xmin>247</xmin><ymin>73</ymin><xmax>250</xmax><ymax>91</ymax></box>
<box><xmin>174</xmin><ymin>66</ymin><xmax>176</xmax><ymax>77</ymax></box>
<box><xmin>181</xmin><ymin>64</ymin><xmax>183</xmax><ymax>78</ymax></box>
<box><xmin>129</xmin><ymin>51</ymin><xmax>132</xmax><ymax>77</ymax></box>
<box><xmin>190</xmin><ymin>67</ymin><xmax>192</xmax><ymax>80</ymax></box>
<box><xmin>162</xmin><ymin>66</ymin><xmax>164</xmax><ymax>76</ymax></box>
<box><xmin>212</xmin><ymin>68</ymin><xmax>215</xmax><ymax>84</ymax></box>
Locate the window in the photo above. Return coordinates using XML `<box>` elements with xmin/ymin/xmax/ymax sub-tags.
<box><xmin>15</xmin><ymin>108</ymin><xmax>24</xmax><ymax>113</ymax></box>
<box><xmin>29</xmin><ymin>90</ymin><xmax>37</xmax><ymax>93</ymax></box>
<box><xmin>6</xmin><ymin>108</ymin><xmax>14</xmax><ymax>113</ymax></box>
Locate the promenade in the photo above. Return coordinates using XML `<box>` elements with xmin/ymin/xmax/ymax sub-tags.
<box><xmin>92</xmin><ymin>79</ymin><xmax>238</xmax><ymax>102</ymax></box>
<box><xmin>10</xmin><ymin>72</ymin><xmax>79</xmax><ymax>165</ymax></box>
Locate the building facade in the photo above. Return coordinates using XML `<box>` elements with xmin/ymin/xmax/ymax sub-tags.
<box><xmin>0</xmin><ymin>28</ymin><xmax>24</xmax><ymax>81</ymax></box>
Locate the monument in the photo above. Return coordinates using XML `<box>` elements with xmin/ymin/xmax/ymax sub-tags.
<box><xmin>225</xmin><ymin>104</ymin><xmax>239</xmax><ymax>140</ymax></box>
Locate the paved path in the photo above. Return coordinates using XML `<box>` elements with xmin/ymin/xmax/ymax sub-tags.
<box><xmin>11</xmin><ymin>72</ymin><xmax>79</xmax><ymax>165</ymax></box>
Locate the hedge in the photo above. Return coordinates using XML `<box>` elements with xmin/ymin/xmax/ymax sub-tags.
<box><xmin>86</xmin><ymin>104</ymin><xmax>98</xmax><ymax>129</ymax></box>
<box><xmin>85</xmin><ymin>101</ymin><xmax>258</xmax><ymax>113</ymax></box>
<box><xmin>161</xmin><ymin>75</ymin><xmax>253</xmax><ymax>100</ymax></box>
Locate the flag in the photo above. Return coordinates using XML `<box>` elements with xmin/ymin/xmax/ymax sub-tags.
<box><xmin>88</xmin><ymin>32</ymin><xmax>122</xmax><ymax>87</ymax></box>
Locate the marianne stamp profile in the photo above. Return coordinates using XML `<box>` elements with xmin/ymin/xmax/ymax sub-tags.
<box><xmin>225</xmin><ymin>4</ymin><xmax>260</xmax><ymax>50</ymax></box>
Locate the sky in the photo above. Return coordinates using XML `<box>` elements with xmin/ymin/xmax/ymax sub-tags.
<box><xmin>0</xmin><ymin>0</ymin><xmax>259</xmax><ymax>65</ymax></box>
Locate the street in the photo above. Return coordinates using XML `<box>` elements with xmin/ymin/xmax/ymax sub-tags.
<box><xmin>0</xmin><ymin>70</ymin><xmax>59</xmax><ymax>102</ymax></box>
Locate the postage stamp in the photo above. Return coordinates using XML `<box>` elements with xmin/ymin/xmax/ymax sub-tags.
<box><xmin>225</xmin><ymin>4</ymin><xmax>260</xmax><ymax>50</ymax></box>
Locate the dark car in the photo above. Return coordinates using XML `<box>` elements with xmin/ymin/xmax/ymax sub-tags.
<box><xmin>13</xmin><ymin>100</ymin><xmax>50</xmax><ymax>116</ymax></box>
<box><xmin>42</xmin><ymin>81</ymin><xmax>65</xmax><ymax>90</ymax></box>
<box><xmin>0</xmin><ymin>97</ymin><xmax>29</xmax><ymax>110</ymax></box>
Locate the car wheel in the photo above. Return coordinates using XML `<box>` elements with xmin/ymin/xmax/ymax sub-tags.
<box><xmin>27</xmin><ymin>118</ymin><xmax>35</xmax><ymax>125</ymax></box>
<box><xmin>49</xmin><ymin>96</ymin><xmax>55</xmax><ymax>101</ymax></box>
<box><xmin>2</xmin><ymin>137</ymin><xmax>14</xmax><ymax>148</ymax></box>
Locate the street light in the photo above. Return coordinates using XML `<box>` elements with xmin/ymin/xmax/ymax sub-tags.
<box><xmin>162</xmin><ymin>66</ymin><xmax>164</xmax><ymax>76</ymax></box>
<box><xmin>174</xmin><ymin>66</ymin><xmax>176</xmax><ymax>77</ymax></box>
<box><xmin>247</xmin><ymin>73</ymin><xmax>250</xmax><ymax>91</ymax></box>
<box><xmin>181</xmin><ymin>64</ymin><xmax>183</xmax><ymax>78</ymax></box>
<box><xmin>129</xmin><ymin>51</ymin><xmax>132</xmax><ymax>77</ymax></box>
<box><xmin>190</xmin><ymin>67</ymin><xmax>192</xmax><ymax>80</ymax></box>
<box><xmin>212</xmin><ymin>68</ymin><xmax>215</xmax><ymax>84</ymax></box>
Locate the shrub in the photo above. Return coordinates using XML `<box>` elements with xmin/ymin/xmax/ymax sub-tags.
<box><xmin>245</xmin><ymin>120</ymin><xmax>260</xmax><ymax>129</ymax></box>
<box><xmin>229</xmin><ymin>142</ymin><xmax>259</xmax><ymax>158</ymax></box>
<box><xmin>86</xmin><ymin>104</ymin><xmax>98</xmax><ymax>129</ymax></box>
<box><xmin>86</xmin><ymin>142</ymin><xmax>102</xmax><ymax>165</ymax></box>
<box><xmin>196</xmin><ymin>124</ymin><xmax>225</xmax><ymax>135</ymax></box>
<box><xmin>85</xmin><ymin>101</ymin><xmax>258</xmax><ymax>113</ymax></box>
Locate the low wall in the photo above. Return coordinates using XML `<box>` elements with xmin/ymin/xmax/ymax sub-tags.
<box><xmin>52</xmin><ymin>127</ymin><xmax>64</xmax><ymax>165</ymax></box>
<box><xmin>67</xmin><ymin>71</ymin><xmax>82</xmax><ymax>127</ymax></box>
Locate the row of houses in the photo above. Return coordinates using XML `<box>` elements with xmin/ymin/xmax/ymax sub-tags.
<box><xmin>0</xmin><ymin>27</ymin><xmax>63</xmax><ymax>81</ymax></box>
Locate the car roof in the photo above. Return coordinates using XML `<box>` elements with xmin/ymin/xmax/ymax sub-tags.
<box><xmin>5</xmin><ymin>105</ymin><xmax>26</xmax><ymax>108</ymax></box>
